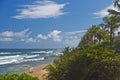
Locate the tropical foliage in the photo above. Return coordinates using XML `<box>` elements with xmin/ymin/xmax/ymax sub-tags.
<box><xmin>103</xmin><ymin>15</ymin><xmax>120</xmax><ymax>49</ymax></box>
<box><xmin>47</xmin><ymin>42</ymin><xmax>120</xmax><ymax>80</ymax></box>
<box><xmin>46</xmin><ymin>1</ymin><xmax>120</xmax><ymax>79</ymax></box>
<box><xmin>78</xmin><ymin>25</ymin><xmax>109</xmax><ymax>48</ymax></box>
<box><xmin>0</xmin><ymin>73</ymin><xmax>38</xmax><ymax>80</ymax></box>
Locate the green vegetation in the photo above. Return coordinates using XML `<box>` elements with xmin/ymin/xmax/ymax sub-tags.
<box><xmin>47</xmin><ymin>41</ymin><xmax>120</xmax><ymax>80</ymax></box>
<box><xmin>78</xmin><ymin>25</ymin><xmax>109</xmax><ymax>48</ymax></box>
<box><xmin>103</xmin><ymin>15</ymin><xmax>120</xmax><ymax>49</ymax></box>
<box><xmin>46</xmin><ymin>1</ymin><xmax>120</xmax><ymax>80</ymax></box>
<box><xmin>0</xmin><ymin>73</ymin><xmax>38</xmax><ymax>80</ymax></box>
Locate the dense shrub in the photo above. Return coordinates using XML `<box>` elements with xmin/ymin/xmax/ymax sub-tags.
<box><xmin>0</xmin><ymin>73</ymin><xmax>38</xmax><ymax>80</ymax></box>
<box><xmin>47</xmin><ymin>42</ymin><xmax>120</xmax><ymax>80</ymax></box>
<box><xmin>114</xmin><ymin>40</ymin><xmax>120</xmax><ymax>53</ymax></box>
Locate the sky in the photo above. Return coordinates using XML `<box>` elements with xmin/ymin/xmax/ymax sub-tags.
<box><xmin>0</xmin><ymin>0</ymin><xmax>116</xmax><ymax>49</ymax></box>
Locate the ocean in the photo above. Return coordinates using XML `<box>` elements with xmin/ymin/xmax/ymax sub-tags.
<box><xmin>0</xmin><ymin>49</ymin><xmax>63</xmax><ymax>75</ymax></box>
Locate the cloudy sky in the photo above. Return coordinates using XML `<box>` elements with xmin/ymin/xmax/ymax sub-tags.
<box><xmin>0</xmin><ymin>0</ymin><xmax>115</xmax><ymax>49</ymax></box>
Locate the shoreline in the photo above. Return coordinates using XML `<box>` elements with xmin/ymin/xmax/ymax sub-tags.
<box><xmin>26</xmin><ymin>64</ymin><xmax>49</xmax><ymax>80</ymax></box>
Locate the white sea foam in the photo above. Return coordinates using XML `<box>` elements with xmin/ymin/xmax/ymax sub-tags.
<box><xmin>0</xmin><ymin>55</ymin><xmax>21</xmax><ymax>60</ymax></box>
<box><xmin>0</xmin><ymin>54</ymin><xmax>41</xmax><ymax>65</ymax></box>
<box><xmin>24</xmin><ymin>55</ymin><xmax>39</xmax><ymax>59</ymax></box>
<box><xmin>0</xmin><ymin>54</ymin><xmax>39</xmax><ymax>60</ymax></box>
<box><xmin>0</xmin><ymin>52</ymin><xmax>22</xmax><ymax>55</ymax></box>
<box><xmin>31</xmin><ymin>51</ymin><xmax>46</xmax><ymax>54</ymax></box>
<box><xmin>0</xmin><ymin>57</ymin><xmax>23</xmax><ymax>65</ymax></box>
<box><xmin>46</xmin><ymin>51</ymin><xmax>53</xmax><ymax>54</ymax></box>
<box><xmin>0</xmin><ymin>49</ymin><xmax>62</xmax><ymax>66</ymax></box>
<box><xmin>55</xmin><ymin>52</ymin><xmax>63</xmax><ymax>56</ymax></box>
<box><xmin>0</xmin><ymin>59</ymin><xmax>18</xmax><ymax>65</ymax></box>
<box><xmin>0</xmin><ymin>52</ymin><xmax>11</xmax><ymax>54</ymax></box>
<box><xmin>22</xmin><ymin>57</ymin><xmax>45</xmax><ymax>62</ymax></box>
<box><xmin>31</xmin><ymin>50</ymin><xmax>53</xmax><ymax>54</ymax></box>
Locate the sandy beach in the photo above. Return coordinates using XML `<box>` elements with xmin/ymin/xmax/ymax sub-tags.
<box><xmin>26</xmin><ymin>64</ymin><xmax>49</xmax><ymax>80</ymax></box>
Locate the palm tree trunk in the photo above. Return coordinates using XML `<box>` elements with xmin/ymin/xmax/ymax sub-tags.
<box><xmin>110</xmin><ymin>27</ymin><xmax>113</xmax><ymax>49</ymax></box>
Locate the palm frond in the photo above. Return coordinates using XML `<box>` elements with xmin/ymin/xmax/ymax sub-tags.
<box><xmin>108</xmin><ymin>9</ymin><xmax>120</xmax><ymax>15</ymax></box>
<box><xmin>114</xmin><ymin>0</ymin><xmax>119</xmax><ymax>7</ymax></box>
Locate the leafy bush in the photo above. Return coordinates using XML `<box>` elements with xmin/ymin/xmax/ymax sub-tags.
<box><xmin>0</xmin><ymin>73</ymin><xmax>38</xmax><ymax>80</ymax></box>
<box><xmin>47</xmin><ymin>42</ymin><xmax>120</xmax><ymax>80</ymax></box>
<box><xmin>113</xmin><ymin>40</ymin><xmax>120</xmax><ymax>53</ymax></box>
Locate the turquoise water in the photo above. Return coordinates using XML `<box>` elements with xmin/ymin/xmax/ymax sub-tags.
<box><xmin>0</xmin><ymin>49</ymin><xmax>63</xmax><ymax>75</ymax></box>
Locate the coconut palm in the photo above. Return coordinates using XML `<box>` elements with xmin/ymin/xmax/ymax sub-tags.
<box><xmin>103</xmin><ymin>15</ymin><xmax>120</xmax><ymax>49</ymax></box>
<box><xmin>78</xmin><ymin>25</ymin><xmax>109</xmax><ymax>48</ymax></box>
<box><xmin>114</xmin><ymin>0</ymin><xmax>120</xmax><ymax>8</ymax></box>
<box><xmin>108</xmin><ymin>0</ymin><xmax>120</xmax><ymax>15</ymax></box>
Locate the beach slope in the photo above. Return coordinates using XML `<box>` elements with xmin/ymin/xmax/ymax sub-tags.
<box><xmin>26</xmin><ymin>64</ymin><xmax>48</xmax><ymax>80</ymax></box>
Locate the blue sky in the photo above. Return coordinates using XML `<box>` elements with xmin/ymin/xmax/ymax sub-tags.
<box><xmin>0</xmin><ymin>0</ymin><xmax>115</xmax><ymax>49</ymax></box>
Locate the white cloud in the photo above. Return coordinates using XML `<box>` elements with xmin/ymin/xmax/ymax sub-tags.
<box><xmin>14</xmin><ymin>29</ymin><xmax>32</xmax><ymax>38</ymax></box>
<box><xmin>0</xmin><ymin>29</ymin><xmax>85</xmax><ymax>47</ymax></box>
<box><xmin>1</xmin><ymin>31</ymin><xmax>14</xmax><ymax>37</ymax></box>
<box><xmin>0</xmin><ymin>38</ymin><xmax>13</xmax><ymax>42</ymax></box>
<box><xmin>48</xmin><ymin>30</ymin><xmax>62</xmax><ymax>42</ymax></box>
<box><xmin>66</xmin><ymin>30</ymin><xmax>87</xmax><ymax>35</ymax></box>
<box><xmin>36</xmin><ymin>30</ymin><xmax>62</xmax><ymax>42</ymax></box>
<box><xmin>64</xmin><ymin>38</ymin><xmax>80</xmax><ymax>47</ymax></box>
<box><xmin>0</xmin><ymin>28</ymin><xmax>31</xmax><ymax>38</ymax></box>
<box><xmin>60</xmin><ymin>30</ymin><xmax>86</xmax><ymax>47</ymax></box>
<box><xmin>37</xmin><ymin>34</ymin><xmax>48</xmax><ymax>40</ymax></box>
<box><xmin>93</xmin><ymin>4</ymin><xmax>119</xmax><ymax>18</ymax></box>
<box><xmin>0</xmin><ymin>29</ymin><xmax>62</xmax><ymax>42</ymax></box>
<box><xmin>36</xmin><ymin>30</ymin><xmax>85</xmax><ymax>47</ymax></box>
<box><xmin>12</xmin><ymin>0</ymin><xmax>68</xmax><ymax>19</ymax></box>
<box><xmin>26</xmin><ymin>38</ymin><xmax>37</xmax><ymax>43</ymax></box>
<box><xmin>63</xmin><ymin>34</ymin><xmax>80</xmax><ymax>47</ymax></box>
<box><xmin>0</xmin><ymin>29</ymin><xmax>32</xmax><ymax>42</ymax></box>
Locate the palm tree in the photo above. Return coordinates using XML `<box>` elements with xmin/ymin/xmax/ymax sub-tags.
<box><xmin>78</xmin><ymin>25</ymin><xmax>109</xmax><ymax>48</ymax></box>
<box><xmin>103</xmin><ymin>15</ymin><xmax>120</xmax><ymax>49</ymax></box>
<box><xmin>114</xmin><ymin>0</ymin><xmax>120</xmax><ymax>7</ymax></box>
<box><xmin>108</xmin><ymin>0</ymin><xmax>120</xmax><ymax>15</ymax></box>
